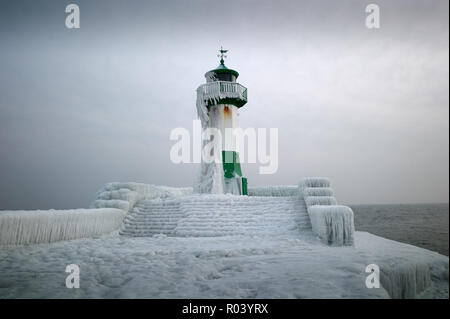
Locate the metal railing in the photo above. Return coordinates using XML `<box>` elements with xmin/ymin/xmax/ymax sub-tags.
<box><xmin>197</xmin><ymin>81</ymin><xmax>247</xmax><ymax>104</ymax></box>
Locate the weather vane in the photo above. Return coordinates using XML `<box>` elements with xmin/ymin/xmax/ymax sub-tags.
<box><xmin>217</xmin><ymin>46</ymin><xmax>228</xmax><ymax>65</ymax></box>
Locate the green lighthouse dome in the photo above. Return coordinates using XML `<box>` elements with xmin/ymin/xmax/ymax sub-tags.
<box><xmin>205</xmin><ymin>48</ymin><xmax>239</xmax><ymax>82</ymax></box>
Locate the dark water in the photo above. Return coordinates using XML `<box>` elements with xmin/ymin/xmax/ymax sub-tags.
<box><xmin>350</xmin><ymin>203</ymin><xmax>449</xmax><ymax>256</ymax></box>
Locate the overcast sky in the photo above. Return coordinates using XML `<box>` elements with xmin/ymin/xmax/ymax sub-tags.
<box><xmin>0</xmin><ymin>0</ymin><xmax>448</xmax><ymax>209</ymax></box>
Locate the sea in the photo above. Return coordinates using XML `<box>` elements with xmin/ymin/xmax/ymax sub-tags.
<box><xmin>350</xmin><ymin>203</ymin><xmax>449</xmax><ymax>256</ymax></box>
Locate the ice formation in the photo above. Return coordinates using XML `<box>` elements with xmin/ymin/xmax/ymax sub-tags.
<box><xmin>93</xmin><ymin>180</ymin><xmax>354</xmax><ymax>246</ymax></box>
<box><xmin>0</xmin><ymin>179</ymin><xmax>447</xmax><ymax>299</ymax></box>
<box><xmin>355</xmin><ymin>232</ymin><xmax>448</xmax><ymax>299</ymax></box>
<box><xmin>120</xmin><ymin>195</ymin><xmax>311</xmax><ymax>237</ymax></box>
<box><xmin>380</xmin><ymin>262</ymin><xmax>431</xmax><ymax>299</ymax></box>
<box><xmin>193</xmin><ymin>161</ymin><xmax>225</xmax><ymax>194</ymax></box>
<box><xmin>300</xmin><ymin>177</ymin><xmax>355</xmax><ymax>246</ymax></box>
<box><xmin>0</xmin><ymin>231</ymin><xmax>447</xmax><ymax>299</ymax></box>
<box><xmin>91</xmin><ymin>182</ymin><xmax>193</xmax><ymax>213</ymax></box>
<box><xmin>299</xmin><ymin>177</ymin><xmax>331</xmax><ymax>190</ymax></box>
<box><xmin>308</xmin><ymin>205</ymin><xmax>355</xmax><ymax>246</ymax></box>
<box><xmin>193</xmin><ymin>98</ymin><xmax>228</xmax><ymax>194</ymax></box>
<box><xmin>196</xmin><ymin>82</ymin><xmax>247</xmax><ymax>127</ymax></box>
<box><xmin>302</xmin><ymin>187</ymin><xmax>334</xmax><ymax>198</ymax></box>
<box><xmin>194</xmin><ymin>79</ymin><xmax>247</xmax><ymax>195</ymax></box>
<box><xmin>193</xmin><ymin>102</ymin><xmax>244</xmax><ymax>195</ymax></box>
<box><xmin>0</xmin><ymin>208</ymin><xmax>125</xmax><ymax>245</ymax></box>
<box><xmin>195</xmin><ymin>86</ymin><xmax>210</xmax><ymax>126</ymax></box>
<box><xmin>305</xmin><ymin>196</ymin><xmax>338</xmax><ymax>208</ymax></box>
<box><xmin>0</xmin><ymin>179</ymin><xmax>354</xmax><ymax>247</ymax></box>
<box><xmin>247</xmin><ymin>185</ymin><xmax>298</xmax><ymax>197</ymax></box>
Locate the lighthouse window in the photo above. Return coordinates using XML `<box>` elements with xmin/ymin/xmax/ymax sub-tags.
<box><xmin>216</xmin><ymin>73</ymin><xmax>232</xmax><ymax>82</ymax></box>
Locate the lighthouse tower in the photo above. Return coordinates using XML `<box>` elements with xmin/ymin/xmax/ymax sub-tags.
<box><xmin>194</xmin><ymin>48</ymin><xmax>248</xmax><ymax>195</ymax></box>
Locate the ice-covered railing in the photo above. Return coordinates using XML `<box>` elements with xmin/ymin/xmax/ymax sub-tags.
<box><xmin>299</xmin><ymin>177</ymin><xmax>331</xmax><ymax>193</ymax></box>
<box><xmin>300</xmin><ymin>177</ymin><xmax>355</xmax><ymax>246</ymax></box>
<box><xmin>248</xmin><ymin>185</ymin><xmax>298</xmax><ymax>197</ymax></box>
<box><xmin>308</xmin><ymin>206</ymin><xmax>355</xmax><ymax>246</ymax></box>
<box><xmin>0</xmin><ymin>208</ymin><xmax>126</xmax><ymax>245</ymax></box>
<box><xmin>302</xmin><ymin>187</ymin><xmax>334</xmax><ymax>198</ymax></box>
<box><xmin>196</xmin><ymin>81</ymin><xmax>247</xmax><ymax>125</ymax></box>
<box><xmin>91</xmin><ymin>182</ymin><xmax>193</xmax><ymax>213</ymax></box>
<box><xmin>305</xmin><ymin>196</ymin><xmax>337</xmax><ymax>207</ymax></box>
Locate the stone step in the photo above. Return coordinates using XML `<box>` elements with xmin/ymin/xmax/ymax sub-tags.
<box><xmin>120</xmin><ymin>195</ymin><xmax>311</xmax><ymax>238</ymax></box>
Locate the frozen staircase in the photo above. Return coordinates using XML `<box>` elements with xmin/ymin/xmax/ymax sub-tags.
<box><xmin>120</xmin><ymin>199</ymin><xmax>183</xmax><ymax>236</ymax></box>
<box><xmin>120</xmin><ymin>195</ymin><xmax>311</xmax><ymax>237</ymax></box>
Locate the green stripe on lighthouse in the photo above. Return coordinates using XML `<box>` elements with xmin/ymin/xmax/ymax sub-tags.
<box><xmin>222</xmin><ymin>151</ymin><xmax>242</xmax><ymax>179</ymax></box>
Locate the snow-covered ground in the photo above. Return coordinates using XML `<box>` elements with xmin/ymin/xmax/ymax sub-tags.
<box><xmin>0</xmin><ymin>231</ymin><xmax>447</xmax><ymax>298</ymax></box>
<box><xmin>0</xmin><ymin>182</ymin><xmax>447</xmax><ymax>298</ymax></box>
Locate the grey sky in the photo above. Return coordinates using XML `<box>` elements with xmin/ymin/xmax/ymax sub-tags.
<box><xmin>0</xmin><ymin>0</ymin><xmax>448</xmax><ymax>209</ymax></box>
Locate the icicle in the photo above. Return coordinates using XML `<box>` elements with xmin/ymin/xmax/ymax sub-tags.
<box><xmin>380</xmin><ymin>263</ymin><xmax>432</xmax><ymax>298</ymax></box>
<box><xmin>308</xmin><ymin>205</ymin><xmax>355</xmax><ymax>246</ymax></box>
<box><xmin>299</xmin><ymin>177</ymin><xmax>355</xmax><ymax>246</ymax></box>
<box><xmin>196</xmin><ymin>81</ymin><xmax>247</xmax><ymax>128</ymax></box>
<box><xmin>0</xmin><ymin>208</ymin><xmax>126</xmax><ymax>245</ymax></box>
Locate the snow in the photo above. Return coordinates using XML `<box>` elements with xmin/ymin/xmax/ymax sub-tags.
<box><xmin>308</xmin><ymin>205</ymin><xmax>355</xmax><ymax>246</ymax></box>
<box><xmin>0</xmin><ymin>209</ymin><xmax>125</xmax><ymax>245</ymax></box>
<box><xmin>0</xmin><ymin>231</ymin><xmax>447</xmax><ymax>298</ymax></box>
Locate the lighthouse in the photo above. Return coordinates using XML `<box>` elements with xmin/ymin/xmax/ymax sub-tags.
<box><xmin>194</xmin><ymin>48</ymin><xmax>248</xmax><ymax>195</ymax></box>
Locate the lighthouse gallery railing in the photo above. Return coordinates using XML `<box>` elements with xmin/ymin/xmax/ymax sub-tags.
<box><xmin>196</xmin><ymin>81</ymin><xmax>248</xmax><ymax>125</ymax></box>
<box><xmin>197</xmin><ymin>81</ymin><xmax>248</xmax><ymax>106</ymax></box>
